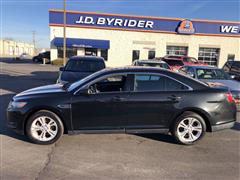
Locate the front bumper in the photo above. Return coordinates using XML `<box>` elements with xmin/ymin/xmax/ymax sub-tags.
<box><xmin>211</xmin><ymin>121</ymin><xmax>235</xmax><ymax>132</ymax></box>
<box><xmin>7</xmin><ymin>109</ymin><xmax>25</xmax><ymax>135</ymax></box>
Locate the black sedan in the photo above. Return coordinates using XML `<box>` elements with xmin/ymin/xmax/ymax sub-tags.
<box><xmin>7</xmin><ymin>67</ymin><xmax>237</xmax><ymax>145</ymax></box>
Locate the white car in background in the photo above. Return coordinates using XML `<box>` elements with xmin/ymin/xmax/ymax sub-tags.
<box><xmin>18</xmin><ymin>53</ymin><xmax>32</xmax><ymax>60</ymax></box>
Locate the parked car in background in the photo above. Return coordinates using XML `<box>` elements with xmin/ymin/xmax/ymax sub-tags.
<box><xmin>17</xmin><ymin>53</ymin><xmax>32</xmax><ymax>60</ymax></box>
<box><xmin>32</xmin><ymin>51</ymin><xmax>50</xmax><ymax>64</ymax></box>
<box><xmin>222</xmin><ymin>61</ymin><xmax>240</xmax><ymax>81</ymax></box>
<box><xmin>179</xmin><ymin>65</ymin><xmax>240</xmax><ymax>110</ymax></box>
<box><xmin>132</xmin><ymin>59</ymin><xmax>171</xmax><ymax>70</ymax></box>
<box><xmin>57</xmin><ymin>56</ymin><xmax>106</xmax><ymax>84</ymax></box>
<box><xmin>162</xmin><ymin>55</ymin><xmax>207</xmax><ymax>72</ymax></box>
<box><xmin>7</xmin><ymin>67</ymin><xmax>236</xmax><ymax>145</ymax></box>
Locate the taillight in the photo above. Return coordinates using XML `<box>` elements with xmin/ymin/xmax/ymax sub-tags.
<box><xmin>225</xmin><ymin>92</ymin><xmax>234</xmax><ymax>103</ymax></box>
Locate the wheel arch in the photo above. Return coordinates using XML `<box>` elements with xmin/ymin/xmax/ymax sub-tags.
<box><xmin>23</xmin><ymin>106</ymin><xmax>69</xmax><ymax>135</ymax></box>
<box><xmin>171</xmin><ymin>108</ymin><xmax>212</xmax><ymax>132</ymax></box>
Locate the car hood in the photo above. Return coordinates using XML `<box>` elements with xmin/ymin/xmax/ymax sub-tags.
<box><xmin>59</xmin><ymin>71</ymin><xmax>92</xmax><ymax>83</ymax></box>
<box><xmin>15</xmin><ymin>84</ymin><xmax>65</xmax><ymax>97</ymax></box>
<box><xmin>200</xmin><ymin>79</ymin><xmax>240</xmax><ymax>91</ymax></box>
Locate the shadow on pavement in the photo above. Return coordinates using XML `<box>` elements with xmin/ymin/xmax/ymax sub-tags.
<box><xmin>0</xmin><ymin>57</ymin><xmax>33</xmax><ymax>64</ymax></box>
<box><xmin>0</xmin><ymin>65</ymin><xmax>58</xmax><ymax>143</ymax></box>
<box><xmin>136</xmin><ymin>133</ymin><xmax>177</xmax><ymax>144</ymax></box>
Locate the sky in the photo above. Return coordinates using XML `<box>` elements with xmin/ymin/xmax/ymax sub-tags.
<box><xmin>0</xmin><ymin>0</ymin><xmax>239</xmax><ymax>48</ymax></box>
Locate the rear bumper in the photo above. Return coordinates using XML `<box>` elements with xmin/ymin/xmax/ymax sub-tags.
<box><xmin>211</xmin><ymin>121</ymin><xmax>235</xmax><ymax>132</ymax></box>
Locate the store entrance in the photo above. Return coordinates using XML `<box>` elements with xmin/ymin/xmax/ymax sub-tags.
<box><xmin>85</xmin><ymin>48</ymin><xmax>97</xmax><ymax>56</ymax></box>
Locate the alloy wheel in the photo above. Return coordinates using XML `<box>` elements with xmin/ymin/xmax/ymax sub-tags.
<box><xmin>177</xmin><ymin>117</ymin><xmax>203</xmax><ymax>143</ymax></box>
<box><xmin>30</xmin><ymin>116</ymin><xmax>58</xmax><ymax>142</ymax></box>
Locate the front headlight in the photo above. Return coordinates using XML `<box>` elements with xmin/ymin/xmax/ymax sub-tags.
<box><xmin>9</xmin><ymin>101</ymin><xmax>27</xmax><ymax>109</ymax></box>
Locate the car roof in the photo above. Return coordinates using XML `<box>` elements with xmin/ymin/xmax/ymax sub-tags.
<box><xmin>134</xmin><ymin>59</ymin><xmax>167</xmax><ymax>64</ymax></box>
<box><xmin>69</xmin><ymin>56</ymin><xmax>104</xmax><ymax>61</ymax></box>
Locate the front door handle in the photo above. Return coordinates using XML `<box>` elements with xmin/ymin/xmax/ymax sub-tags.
<box><xmin>167</xmin><ymin>95</ymin><xmax>182</xmax><ymax>101</ymax></box>
<box><xmin>111</xmin><ymin>96</ymin><xmax>126</xmax><ymax>102</ymax></box>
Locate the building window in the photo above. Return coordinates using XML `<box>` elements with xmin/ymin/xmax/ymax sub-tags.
<box><xmin>198</xmin><ymin>48</ymin><xmax>220</xmax><ymax>66</ymax></box>
<box><xmin>148</xmin><ymin>51</ymin><xmax>156</xmax><ymax>59</ymax></box>
<box><xmin>132</xmin><ymin>50</ymin><xmax>140</xmax><ymax>62</ymax></box>
<box><xmin>227</xmin><ymin>54</ymin><xmax>235</xmax><ymax>61</ymax></box>
<box><xmin>166</xmin><ymin>46</ymin><xmax>188</xmax><ymax>56</ymax></box>
<box><xmin>101</xmin><ymin>49</ymin><xmax>108</xmax><ymax>61</ymax></box>
<box><xmin>85</xmin><ymin>48</ymin><xmax>97</xmax><ymax>56</ymax></box>
<box><xmin>57</xmin><ymin>47</ymin><xmax>77</xmax><ymax>58</ymax></box>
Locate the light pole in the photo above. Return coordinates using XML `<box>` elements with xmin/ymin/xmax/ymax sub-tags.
<box><xmin>63</xmin><ymin>0</ymin><xmax>67</xmax><ymax>66</ymax></box>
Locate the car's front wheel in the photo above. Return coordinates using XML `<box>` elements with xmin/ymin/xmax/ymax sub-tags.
<box><xmin>26</xmin><ymin>110</ymin><xmax>64</xmax><ymax>145</ymax></box>
<box><xmin>171</xmin><ymin>111</ymin><xmax>206</xmax><ymax>145</ymax></box>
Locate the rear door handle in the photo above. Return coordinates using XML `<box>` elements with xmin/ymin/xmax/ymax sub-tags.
<box><xmin>112</xmin><ymin>96</ymin><xmax>126</xmax><ymax>102</ymax></box>
<box><xmin>167</xmin><ymin>95</ymin><xmax>182</xmax><ymax>101</ymax></box>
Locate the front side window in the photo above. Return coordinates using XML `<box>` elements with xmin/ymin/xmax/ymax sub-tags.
<box><xmin>88</xmin><ymin>74</ymin><xmax>128</xmax><ymax>94</ymax></box>
<box><xmin>134</xmin><ymin>74</ymin><xmax>188</xmax><ymax>92</ymax></box>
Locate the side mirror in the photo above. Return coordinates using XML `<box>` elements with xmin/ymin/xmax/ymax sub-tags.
<box><xmin>59</xmin><ymin>66</ymin><xmax>65</xmax><ymax>71</ymax></box>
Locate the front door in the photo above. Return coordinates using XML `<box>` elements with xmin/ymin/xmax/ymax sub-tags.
<box><xmin>71</xmin><ymin>74</ymin><xmax>130</xmax><ymax>131</ymax></box>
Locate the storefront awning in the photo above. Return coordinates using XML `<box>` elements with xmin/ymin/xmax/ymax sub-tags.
<box><xmin>52</xmin><ymin>38</ymin><xmax>110</xmax><ymax>49</ymax></box>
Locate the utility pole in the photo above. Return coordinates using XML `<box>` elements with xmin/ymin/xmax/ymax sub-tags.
<box><xmin>63</xmin><ymin>0</ymin><xmax>67</xmax><ymax>66</ymax></box>
<box><xmin>32</xmin><ymin>31</ymin><xmax>36</xmax><ymax>55</ymax></box>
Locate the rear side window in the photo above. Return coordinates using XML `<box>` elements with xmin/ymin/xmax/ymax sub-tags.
<box><xmin>65</xmin><ymin>59</ymin><xmax>105</xmax><ymax>72</ymax></box>
<box><xmin>134</xmin><ymin>74</ymin><xmax>189</xmax><ymax>92</ymax></box>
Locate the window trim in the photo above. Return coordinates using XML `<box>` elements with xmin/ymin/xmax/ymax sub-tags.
<box><xmin>74</xmin><ymin>72</ymin><xmax>193</xmax><ymax>95</ymax></box>
<box><xmin>133</xmin><ymin>72</ymin><xmax>193</xmax><ymax>92</ymax></box>
<box><xmin>74</xmin><ymin>72</ymin><xmax>131</xmax><ymax>95</ymax></box>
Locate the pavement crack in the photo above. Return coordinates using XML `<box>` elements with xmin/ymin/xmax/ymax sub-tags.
<box><xmin>35</xmin><ymin>143</ymin><xmax>57</xmax><ymax>180</ymax></box>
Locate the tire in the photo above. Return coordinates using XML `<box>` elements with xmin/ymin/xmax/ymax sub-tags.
<box><xmin>26</xmin><ymin>110</ymin><xmax>64</xmax><ymax>145</ymax></box>
<box><xmin>171</xmin><ymin>111</ymin><xmax>206</xmax><ymax>145</ymax></box>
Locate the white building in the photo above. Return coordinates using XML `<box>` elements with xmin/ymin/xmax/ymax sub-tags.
<box><xmin>49</xmin><ymin>10</ymin><xmax>240</xmax><ymax>67</ymax></box>
<box><xmin>0</xmin><ymin>39</ymin><xmax>35</xmax><ymax>57</ymax></box>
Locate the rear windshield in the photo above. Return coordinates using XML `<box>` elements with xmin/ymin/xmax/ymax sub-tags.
<box><xmin>138</xmin><ymin>62</ymin><xmax>170</xmax><ymax>69</ymax></box>
<box><xmin>163</xmin><ymin>59</ymin><xmax>184</xmax><ymax>66</ymax></box>
<box><xmin>65</xmin><ymin>59</ymin><xmax>105</xmax><ymax>72</ymax></box>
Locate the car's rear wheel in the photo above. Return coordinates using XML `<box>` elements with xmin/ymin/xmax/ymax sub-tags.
<box><xmin>171</xmin><ymin>112</ymin><xmax>206</xmax><ymax>145</ymax></box>
<box><xmin>26</xmin><ymin>110</ymin><xmax>64</xmax><ymax>145</ymax></box>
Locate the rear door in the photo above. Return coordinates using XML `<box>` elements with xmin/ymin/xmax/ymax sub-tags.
<box><xmin>125</xmin><ymin>73</ymin><xmax>191</xmax><ymax>129</ymax></box>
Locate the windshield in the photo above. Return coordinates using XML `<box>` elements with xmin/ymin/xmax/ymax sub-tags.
<box><xmin>65</xmin><ymin>59</ymin><xmax>105</xmax><ymax>72</ymax></box>
<box><xmin>139</xmin><ymin>62</ymin><xmax>170</xmax><ymax>69</ymax></box>
<box><xmin>197</xmin><ymin>68</ymin><xmax>230</xmax><ymax>80</ymax></box>
<box><xmin>163</xmin><ymin>59</ymin><xmax>184</xmax><ymax>66</ymax></box>
<box><xmin>67</xmin><ymin>70</ymin><xmax>104</xmax><ymax>91</ymax></box>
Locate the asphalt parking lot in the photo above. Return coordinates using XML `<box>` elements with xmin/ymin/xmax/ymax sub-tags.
<box><xmin>0</xmin><ymin>58</ymin><xmax>239</xmax><ymax>180</ymax></box>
